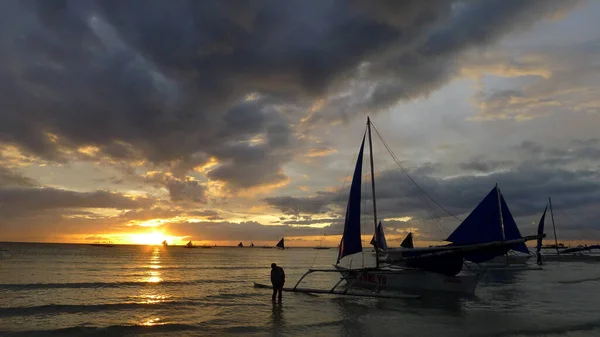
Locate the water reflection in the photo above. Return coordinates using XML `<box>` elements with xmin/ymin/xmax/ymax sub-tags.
<box><xmin>270</xmin><ymin>302</ymin><xmax>285</xmax><ymax>331</ymax></box>
<box><xmin>141</xmin><ymin>317</ymin><xmax>162</xmax><ymax>326</ymax></box>
<box><xmin>145</xmin><ymin>247</ymin><xmax>163</xmax><ymax>283</ymax></box>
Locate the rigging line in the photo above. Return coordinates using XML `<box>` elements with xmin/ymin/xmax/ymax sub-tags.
<box><xmin>370</xmin><ymin>124</ymin><xmax>450</xmax><ymax>238</ymax></box>
<box><xmin>370</xmin><ymin>123</ymin><xmax>463</xmax><ymax>225</ymax></box>
<box><xmin>370</xmin><ymin>124</ymin><xmax>447</xmax><ymax>238</ymax></box>
<box><xmin>372</xmin><ymin>129</ymin><xmax>440</xmax><ymax>242</ymax></box>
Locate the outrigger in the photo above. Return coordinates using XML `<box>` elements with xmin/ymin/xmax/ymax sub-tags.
<box><xmin>254</xmin><ymin>117</ymin><xmax>544</xmax><ymax>298</ymax></box>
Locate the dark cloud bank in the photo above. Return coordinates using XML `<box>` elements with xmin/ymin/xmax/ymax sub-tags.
<box><xmin>0</xmin><ymin>0</ymin><xmax>579</xmax><ymax>189</ymax></box>
<box><xmin>1</xmin><ymin>0</ymin><xmax>595</xmax><ymax>242</ymax></box>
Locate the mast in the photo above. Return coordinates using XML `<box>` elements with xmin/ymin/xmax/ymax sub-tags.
<box><xmin>549</xmin><ymin>197</ymin><xmax>559</xmax><ymax>255</ymax></box>
<box><xmin>496</xmin><ymin>184</ymin><xmax>505</xmax><ymax>241</ymax></box>
<box><xmin>367</xmin><ymin>117</ymin><xmax>380</xmax><ymax>267</ymax></box>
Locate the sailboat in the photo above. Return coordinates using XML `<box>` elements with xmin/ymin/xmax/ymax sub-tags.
<box><xmin>184</xmin><ymin>241</ymin><xmax>196</xmax><ymax>248</ymax></box>
<box><xmin>250</xmin><ymin>242</ymin><xmax>255</xmax><ymax>248</ymax></box>
<box><xmin>276</xmin><ymin>238</ymin><xmax>285</xmax><ymax>249</ymax></box>
<box><xmin>237</xmin><ymin>242</ymin><xmax>244</xmax><ymax>248</ymax></box>
<box><xmin>255</xmin><ymin>117</ymin><xmax>543</xmax><ymax>296</ymax></box>
<box><xmin>539</xmin><ymin>198</ymin><xmax>600</xmax><ymax>262</ymax></box>
<box><xmin>383</xmin><ymin>185</ymin><xmax>541</xmax><ymax>270</ymax></box>
<box><xmin>162</xmin><ymin>240</ymin><xmax>168</xmax><ymax>247</ymax></box>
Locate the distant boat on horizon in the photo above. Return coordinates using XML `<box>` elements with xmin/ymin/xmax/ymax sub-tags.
<box><xmin>237</xmin><ymin>242</ymin><xmax>244</xmax><ymax>248</ymax></box>
<box><xmin>276</xmin><ymin>238</ymin><xmax>285</xmax><ymax>250</ymax></box>
<box><xmin>162</xmin><ymin>240</ymin><xmax>168</xmax><ymax>247</ymax></box>
<box><xmin>250</xmin><ymin>242</ymin><xmax>255</xmax><ymax>247</ymax></box>
<box><xmin>90</xmin><ymin>241</ymin><xmax>114</xmax><ymax>247</ymax></box>
<box><xmin>314</xmin><ymin>246</ymin><xmax>330</xmax><ymax>250</ymax></box>
<box><xmin>184</xmin><ymin>241</ymin><xmax>196</xmax><ymax>248</ymax></box>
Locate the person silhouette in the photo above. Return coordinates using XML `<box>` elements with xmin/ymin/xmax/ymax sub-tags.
<box><xmin>270</xmin><ymin>263</ymin><xmax>285</xmax><ymax>302</ymax></box>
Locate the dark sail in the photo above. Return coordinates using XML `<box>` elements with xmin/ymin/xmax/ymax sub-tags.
<box><xmin>369</xmin><ymin>222</ymin><xmax>388</xmax><ymax>250</ymax></box>
<box><xmin>400</xmin><ymin>233</ymin><xmax>414</xmax><ymax>249</ymax></box>
<box><xmin>536</xmin><ymin>205</ymin><xmax>548</xmax><ymax>253</ymax></box>
<box><xmin>446</xmin><ymin>185</ymin><xmax>528</xmax><ymax>262</ymax></box>
<box><xmin>337</xmin><ymin>134</ymin><xmax>366</xmax><ymax>263</ymax></box>
<box><xmin>237</xmin><ymin>242</ymin><xmax>243</xmax><ymax>247</ymax></box>
<box><xmin>276</xmin><ymin>238</ymin><xmax>285</xmax><ymax>249</ymax></box>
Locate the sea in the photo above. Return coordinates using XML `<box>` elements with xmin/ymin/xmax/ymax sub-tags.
<box><xmin>1</xmin><ymin>243</ymin><xmax>600</xmax><ymax>337</ymax></box>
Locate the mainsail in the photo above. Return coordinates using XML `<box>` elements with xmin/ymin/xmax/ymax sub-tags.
<box><xmin>238</xmin><ymin>242</ymin><xmax>243</xmax><ymax>247</ymax></box>
<box><xmin>276</xmin><ymin>238</ymin><xmax>285</xmax><ymax>249</ymax></box>
<box><xmin>446</xmin><ymin>185</ymin><xmax>528</xmax><ymax>262</ymax></box>
<box><xmin>251</xmin><ymin>242</ymin><xmax>255</xmax><ymax>247</ymax></box>
<box><xmin>536</xmin><ymin>205</ymin><xmax>548</xmax><ymax>254</ymax></box>
<box><xmin>337</xmin><ymin>134</ymin><xmax>366</xmax><ymax>263</ymax></box>
<box><xmin>400</xmin><ymin>233</ymin><xmax>414</xmax><ymax>249</ymax></box>
<box><xmin>370</xmin><ymin>221</ymin><xmax>388</xmax><ymax>250</ymax></box>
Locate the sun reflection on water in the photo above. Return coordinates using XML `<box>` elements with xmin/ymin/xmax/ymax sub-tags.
<box><xmin>143</xmin><ymin>247</ymin><xmax>163</xmax><ymax>283</ymax></box>
<box><xmin>142</xmin><ymin>317</ymin><xmax>162</xmax><ymax>326</ymax></box>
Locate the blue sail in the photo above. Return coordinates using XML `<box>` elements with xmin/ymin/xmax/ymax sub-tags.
<box><xmin>337</xmin><ymin>134</ymin><xmax>365</xmax><ymax>263</ymax></box>
<box><xmin>499</xmin><ymin>194</ymin><xmax>529</xmax><ymax>254</ymax></box>
<box><xmin>446</xmin><ymin>186</ymin><xmax>503</xmax><ymax>245</ymax></box>
<box><xmin>370</xmin><ymin>221</ymin><xmax>388</xmax><ymax>250</ymax></box>
<box><xmin>446</xmin><ymin>185</ymin><xmax>528</xmax><ymax>262</ymax></box>
<box><xmin>536</xmin><ymin>205</ymin><xmax>547</xmax><ymax>253</ymax></box>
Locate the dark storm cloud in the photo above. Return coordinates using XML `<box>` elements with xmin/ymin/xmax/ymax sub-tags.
<box><xmin>263</xmin><ymin>191</ymin><xmax>340</xmax><ymax>215</ymax></box>
<box><xmin>0</xmin><ymin>167</ymin><xmax>38</xmax><ymax>187</ymax></box>
<box><xmin>166</xmin><ymin>220</ymin><xmax>325</xmax><ymax>242</ymax></box>
<box><xmin>0</xmin><ymin>0</ymin><xmax>581</xmax><ymax>189</ymax></box>
<box><xmin>264</xmin><ymin>138</ymin><xmax>600</xmax><ymax>239</ymax></box>
<box><xmin>0</xmin><ymin>186</ymin><xmax>153</xmax><ymax>214</ymax></box>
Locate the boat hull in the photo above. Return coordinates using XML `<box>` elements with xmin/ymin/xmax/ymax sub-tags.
<box><xmin>335</xmin><ymin>266</ymin><xmax>480</xmax><ymax>295</ymax></box>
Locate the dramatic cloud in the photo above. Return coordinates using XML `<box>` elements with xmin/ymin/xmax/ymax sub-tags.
<box><xmin>0</xmin><ymin>0</ymin><xmax>581</xmax><ymax>190</ymax></box>
<box><xmin>1</xmin><ymin>0</ymin><xmax>597</xmax><ymax>244</ymax></box>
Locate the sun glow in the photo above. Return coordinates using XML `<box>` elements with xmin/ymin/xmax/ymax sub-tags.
<box><xmin>129</xmin><ymin>232</ymin><xmax>167</xmax><ymax>245</ymax></box>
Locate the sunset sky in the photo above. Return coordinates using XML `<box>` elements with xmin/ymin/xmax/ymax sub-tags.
<box><xmin>1</xmin><ymin>0</ymin><xmax>599</xmax><ymax>246</ymax></box>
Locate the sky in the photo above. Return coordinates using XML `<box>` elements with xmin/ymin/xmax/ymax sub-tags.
<box><xmin>1</xmin><ymin>0</ymin><xmax>599</xmax><ymax>247</ymax></box>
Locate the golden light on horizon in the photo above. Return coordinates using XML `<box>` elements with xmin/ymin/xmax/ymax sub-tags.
<box><xmin>128</xmin><ymin>231</ymin><xmax>167</xmax><ymax>245</ymax></box>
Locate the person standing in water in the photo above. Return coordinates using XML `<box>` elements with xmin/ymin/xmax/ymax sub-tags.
<box><xmin>270</xmin><ymin>263</ymin><xmax>285</xmax><ymax>302</ymax></box>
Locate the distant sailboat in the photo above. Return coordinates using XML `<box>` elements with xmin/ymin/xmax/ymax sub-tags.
<box><xmin>90</xmin><ymin>241</ymin><xmax>115</xmax><ymax>247</ymax></box>
<box><xmin>250</xmin><ymin>242</ymin><xmax>255</xmax><ymax>247</ymax></box>
<box><xmin>276</xmin><ymin>238</ymin><xmax>285</xmax><ymax>249</ymax></box>
<box><xmin>162</xmin><ymin>240</ymin><xmax>168</xmax><ymax>247</ymax></box>
<box><xmin>400</xmin><ymin>233</ymin><xmax>414</xmax><ymax>249</ymax></box>
<box><xmin>238</xmin><ymin>242</ymin><xmax>244</xmax><ymax>248</ymax></box>
<box><xmin>184</xmin><ymin>241</ymin><xmax>196</xmax><ymax>248</ymax></box>
<box><xmin>540</xmin><ymin>198</ymin><xmax>600</xmax><ymax>262</ymax></box>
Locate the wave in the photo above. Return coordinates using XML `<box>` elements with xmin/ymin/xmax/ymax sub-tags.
<box><xmin>0</xmin><ymin>323</ymin><xmax>198</xmax><ymax>337</ymax></box>
<box><xmin>487</xmin><ymin>320</ymin><xmax>600</xmax><ymax>337</ymax></box>
<box><xmin>0</xmin><ymin>301</ymin><xmax>201</xmax><ymax>317</ymax></box>
<box><xmin>558</xmin><ymin>276</ymin><xmax>600</xmax><ymax>284</ymax></box>
<box><xmin>0</xmin><ymin>279</ymin><xmax>245</xmax><ymax>290</ymax></box>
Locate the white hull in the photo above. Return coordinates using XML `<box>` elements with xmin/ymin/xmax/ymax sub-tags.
<box><xmin>335</xmin><ymin>265</ymin><xmax>481</xmax><ymax>295</ymax></box>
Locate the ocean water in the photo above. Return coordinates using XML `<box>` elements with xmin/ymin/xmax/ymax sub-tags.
<box><xmin>1</xmin><ymin>243</ymin><xmax>600</xmax><ymax>337</ymax></box>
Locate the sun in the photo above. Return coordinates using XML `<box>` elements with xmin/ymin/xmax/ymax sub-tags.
<box><xmin>129</xmin><ymin>232</ymin><xmax>166</xmax><ymax>245</ymax></box>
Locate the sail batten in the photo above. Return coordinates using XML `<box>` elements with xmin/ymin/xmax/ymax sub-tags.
<box><xmin>337</xmin><ymin>134</ymin><xmax>366</xmax><ymax>263</ymax></box>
